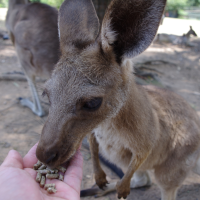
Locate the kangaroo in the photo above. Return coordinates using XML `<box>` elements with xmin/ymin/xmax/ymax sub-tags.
<box><xmin>36</xmin><ymin>0</ymin><xmax>200</xmax><ymax>199</ymax></box>
<box><xmin>6</xmin><ymin>0</ymin><xmax>60</xmax><ymax>116</ymax></box>
<box><xmin>155</xmin><ymin>26</ymin><xmax>198</xmax><ymax>46</ymax></box>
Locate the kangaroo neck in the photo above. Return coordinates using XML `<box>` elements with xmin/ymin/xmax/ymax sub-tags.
<box><xmin>112</xmin><ymin>79</ymin><xmax>154</xmax><ymax>132</ymax></box>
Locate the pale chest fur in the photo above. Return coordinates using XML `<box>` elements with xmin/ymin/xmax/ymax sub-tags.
<box><xmin>93</xmin><ymin>120</ymin><xmax>133</xmax><ymax>171</ymax></box>
<box><xmin>93</xmin><ymin>118</ymin><xmax>170</xmax><ymax>172</ymax></box>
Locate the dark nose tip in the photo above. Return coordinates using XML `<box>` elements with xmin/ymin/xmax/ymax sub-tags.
<box><xmin>46</xmin><ymin>153</ymin><xmax>58</xmax><ymax>164</ymax></box>
<box><xmin>36</xmin><ymin>144</ymin><xmax>59</xmax><ymax>166</ymax></box>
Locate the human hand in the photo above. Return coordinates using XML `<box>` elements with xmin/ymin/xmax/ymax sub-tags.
<box><xmin>0</xmin><ymin>143</ymin><xmax>83</xmax><ymax>200</ymax></box>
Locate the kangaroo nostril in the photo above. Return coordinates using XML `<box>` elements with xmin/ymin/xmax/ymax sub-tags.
<box><xmin>46</xmin><ymin>153</ymin><xmax>58</xmax><ymax>164</ymax></box>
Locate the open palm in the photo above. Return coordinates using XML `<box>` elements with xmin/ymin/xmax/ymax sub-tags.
<box><xmin>0</xmin><ymin>143</ymin><xmax>83</xmax><ymax>200</ymax></box>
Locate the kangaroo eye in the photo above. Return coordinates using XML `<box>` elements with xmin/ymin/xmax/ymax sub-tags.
<box><xmin>42</xmin><ymin>91</ymin><xmax>46</xmax><ymax>97</ymax></box>
<box><xmin>82</xmin><ymin>98</ymin><xmax>102</xmax><ymax>111</ymax></box>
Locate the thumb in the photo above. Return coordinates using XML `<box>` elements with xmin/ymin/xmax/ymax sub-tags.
<box><xmin>1</xmin><ymin>150</ymin><xmax>23</xmax><ymax>169</ymax></box>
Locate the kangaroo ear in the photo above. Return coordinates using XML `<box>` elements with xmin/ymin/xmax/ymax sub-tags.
<box><xmin>101</xmin><ymin>0</ymin><xmax>166</xmax><ymax>64</ymax></box>
<box><xmin>59</xmin><ymin>0</ymin><xmax>99</xmax><ymax>52</ymax></box>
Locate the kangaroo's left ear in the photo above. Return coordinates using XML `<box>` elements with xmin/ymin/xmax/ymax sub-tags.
<box><xmin>100</xmin><ymin>0</ymin><xmax>166</xmax><ymax>64</ymax></box>
<box><xmin>58</xmin><ymin>0</ymin><xmax>99</xmax><ymax>52</ymax></box>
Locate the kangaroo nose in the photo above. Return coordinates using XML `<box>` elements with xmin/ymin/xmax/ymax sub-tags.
<box><xmin>36</xmin><ymin>144</ymin><xmax>59</xmax><ymax>166</ymax></box>
<box><xmin>46</xmin><ymin>153</ymin><xmax>58</xmax><ymax>164</ymax></box>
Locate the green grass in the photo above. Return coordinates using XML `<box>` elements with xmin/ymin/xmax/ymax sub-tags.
<box><xmin>0</xmin><ymin>0</ymin><xmax>7</xmax><ymax>8</ymax></box>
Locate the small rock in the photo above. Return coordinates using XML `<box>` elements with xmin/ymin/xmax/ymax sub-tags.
<box><xmin>84</xmin><ymin>153</ymin><xmax>91</xmax><ymax>161</ymax></box>
<box><xmin>86</xmin><ymin>175</ymin><xmax>91</xmax><ymax>179</ymax></box>
<box><xmin>3</xmin><ymin>142</ymin><xmax>11</xmax><ymax>148</ymax></box>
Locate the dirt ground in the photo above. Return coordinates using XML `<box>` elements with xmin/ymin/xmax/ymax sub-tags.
<box><xmin>1</xmin><ymin>18</ymin><xmax>200</xmax><ymax>200</ymax></box>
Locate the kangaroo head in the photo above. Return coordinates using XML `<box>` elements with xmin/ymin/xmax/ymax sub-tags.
<box><xmin>36</xmin><ymin>0</ymin><xmax>166</xmax><ymax>168</ymax></box>
<box><xmin>189</xmin><ymin>26</ymin><xmax>197</xmax><ymax>37</ymax></box>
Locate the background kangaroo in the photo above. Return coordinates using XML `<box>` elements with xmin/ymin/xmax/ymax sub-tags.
<box><xmin>6</xmin><ymin>0</ymin><xmax>60</xmax><ymax>116</ymax></box>
<box><xmin>36</xmin><ymin>0</ymin><xmax>200</xmax><ymax>199</ymax></box>
<box><xmin>154</xmin><ymin>25</ymin><xmax>198</xmax><ymax>46</ymax></box>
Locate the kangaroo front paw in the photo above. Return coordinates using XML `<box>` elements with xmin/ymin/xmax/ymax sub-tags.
<box><xmin>95</xmin><ymin>170</ymin><xmax>108</xmax><ymax>190</ymax></box>
<box><xmin>116</xmin><ymin>180</ymin><xmax>130</xmax><ymax>199</ymax></box>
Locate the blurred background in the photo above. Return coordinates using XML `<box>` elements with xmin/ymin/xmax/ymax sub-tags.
<box><xmin>0</xmin><ymin>0</ymin><xmax>200</xmax><ymax>199</ymax></box>
<box><xmin>2</xmin><ymin>0</ymin><xmax>200</xmax><ymax>20</ymax></box>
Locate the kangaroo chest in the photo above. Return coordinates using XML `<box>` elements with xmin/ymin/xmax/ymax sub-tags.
<box><xmin>93</xmin><ymin>122</ymin><xmax>132</xmax><ymax>170</ymax></box>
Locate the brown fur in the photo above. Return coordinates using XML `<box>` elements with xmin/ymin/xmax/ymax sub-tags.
<box><xmin>6</xmin><ymin>0</ymin><xmax>59</xmax><ymax>78</ymax></box>
<box><xmin>6</xmin><ymin>0</ymin><xmax>60</xmax><ymax>116</ymax></box>
<box><xmin>36</xmin><ymin>0</ymin><xmax>200</xmax><ymax>199</ymax></box>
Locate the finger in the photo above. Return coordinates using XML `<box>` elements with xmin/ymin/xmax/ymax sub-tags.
<box><xmin>24</xmin><ymin>168</ymin><xmax>37</xmax><ymax>179</ymax></box>
<box><xmin>64</xmin><ymin>150</ymin><xmax>83</xmax><ymax>194</ymax></box>
<box><xmin>23</xmin><ymin>142</ymin><xmax>38</xmax><ymax>168</ymax></box>
<box><xmin>1</xmin><ymin>150</ymin><xmax>23</xmax><ymax>169</ymax></box>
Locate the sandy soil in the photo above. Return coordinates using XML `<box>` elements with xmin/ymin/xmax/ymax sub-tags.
<box><xmin>0</xmin><ymin>16</ymin><xmax>200</xmax><ymax>200</ymax></box>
